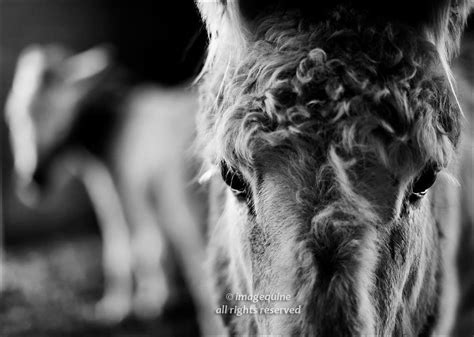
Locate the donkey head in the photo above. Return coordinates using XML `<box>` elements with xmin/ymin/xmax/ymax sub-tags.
<box><xmin>5</xmin><ymin>45</ymin><xmax>110</xmax><ymax>201</ymax></box>
<box><xmin>196</xmin><ymin>1</ymin><xmax>471</xmax><ymax>335</ymax></box>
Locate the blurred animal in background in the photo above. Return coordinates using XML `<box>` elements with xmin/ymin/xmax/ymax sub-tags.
<box><xmin>4</xmin><ymin>44</ymin><xmax>223</xmax><ymax>335</ymax></box>
<box><xmin>196</xmin><ymin>0</ymin><xmax>472</xmax><ymax>335</ymax></box>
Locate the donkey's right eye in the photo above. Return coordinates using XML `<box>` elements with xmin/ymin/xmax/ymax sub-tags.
<box><xmin>409</xmin><ymin>165</ymin><xmax>439</xmax><ymax>202</ymax></box>
<box><xmin>220</xmin><ymin>162</ymin><xmax>249</xmax><ymax>200</ymax></box>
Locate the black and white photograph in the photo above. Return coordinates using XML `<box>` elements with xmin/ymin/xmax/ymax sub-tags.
<box><xmin>1</xmin><ymin>1</ymin><xmax>473</xmax><ymax>336</ymax></box>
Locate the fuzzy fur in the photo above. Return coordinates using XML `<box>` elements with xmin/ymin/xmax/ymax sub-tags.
<box><xmin>196</xmin><ymin>1</ymin><xmax>471</xmax><ymax>335</ymax></box>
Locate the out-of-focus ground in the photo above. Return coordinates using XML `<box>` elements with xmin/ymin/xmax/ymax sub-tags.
<box><xmin>1</xmin><ymin>236</ymin><xmax>199</xmax><ymax>337</ymax></box>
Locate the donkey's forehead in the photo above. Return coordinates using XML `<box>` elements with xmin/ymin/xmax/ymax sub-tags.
<box><xmin>213</xmin><ymin>15</ymin><xmax>459</xmax><ymax>174</ymax></box>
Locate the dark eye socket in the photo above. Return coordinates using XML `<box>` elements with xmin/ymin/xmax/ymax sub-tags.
<box><xmin>410</xmin><ymin>165</ymin><xmax>439</xmax><ymax>201</ymax></box>
<box><xmin>220</xmin><ymin>161</ymin><xmax>249</xmax><ymax>200</ymax></box>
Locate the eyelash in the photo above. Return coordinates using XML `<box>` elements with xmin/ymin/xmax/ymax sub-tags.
<box><xmin>220</xmin><ymin>161</ymin><xmax>250</xmax><ymax>201</ymax></box>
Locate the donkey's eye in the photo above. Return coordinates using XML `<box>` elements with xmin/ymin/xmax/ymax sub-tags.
<box><xmin>410</xmin><ymin>165</ymin><xmax>439</xmax><ymax>201</ymax></box>
<box><xmin>220</xmin><ymin>162</ymin><xmax>249</xmax><ymax>200</ymax></box>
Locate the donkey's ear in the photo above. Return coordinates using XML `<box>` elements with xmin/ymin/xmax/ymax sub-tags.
<box><xmin>196</xmin><ymin>0</ymin><xmax>275</xmax><ymax>40</ymax></box>
<box><xmin>5</xmin><ymin>45</ymin><xmax>48</xmax><ymax>118</ymax></box>
<box><xmin>62</xmin><ymin>45</ymin><xmax>112</xmax><ymax>83</ymax></box>
<box><xmin>17</xmin><ymin>44</ymin><xmax>47</xmax><ymax>66</ymax></box>
<box><xmin>196</xmin><ymin>0</ymin><xmax>285</xmax><ymax>30</ymax></box>
<box><xmin>419</xmin><ymin>0</ymin><xmax>472</xmax><ymax>59</ymax></box>
<box><xmin>12</xmin><ymin>45</ymin><xmax>50</xmax><ymax>91</ymax></box>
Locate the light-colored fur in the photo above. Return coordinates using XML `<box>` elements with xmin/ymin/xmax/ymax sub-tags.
<box><xmin>196</xmin><ymin>0</ymin><xmax>472</xmax><ymax>335</ymax></box>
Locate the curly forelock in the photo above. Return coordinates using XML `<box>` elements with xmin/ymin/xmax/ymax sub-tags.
<box><xmin>197</xmin><ymin>7</ymin><xmax>461</xmax><ymax>176</ymax></box>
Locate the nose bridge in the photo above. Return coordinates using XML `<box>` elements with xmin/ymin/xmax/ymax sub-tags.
<box><xmin>308</xmin><ymin>206</ymin><xmax>379</xmax><ymax>336</ymax></box>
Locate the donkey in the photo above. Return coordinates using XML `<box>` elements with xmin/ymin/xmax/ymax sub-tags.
<box><xmin>4</xmin><ymin>45</ymin><xmax>224</xmax><ymax>334</ymax></box>
<box><xmin>195</xmin><ymin>0</ymin><xmax>472</xmax><ymax>335</ymax></box>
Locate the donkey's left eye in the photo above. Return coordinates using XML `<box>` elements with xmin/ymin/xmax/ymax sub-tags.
<box><xmin>410</xmin><ymin>166</ymin><xmax>439</xmax><ymax>201</ymax></box>
<box><xmin>220</xmin><ymin>162</ymin><xmax>249</xmax><ymax>200</ymax></box>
